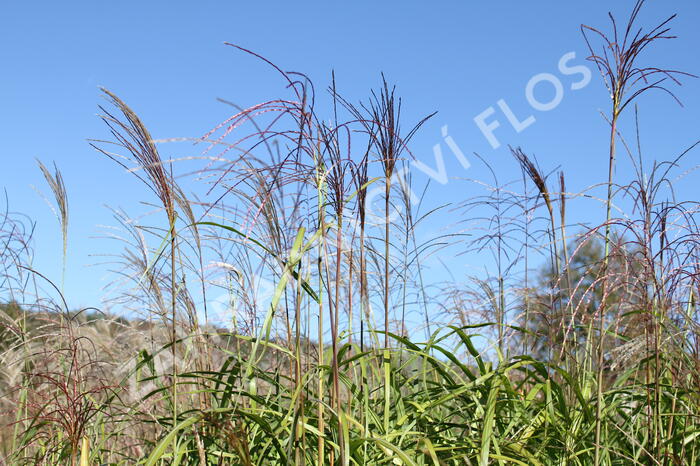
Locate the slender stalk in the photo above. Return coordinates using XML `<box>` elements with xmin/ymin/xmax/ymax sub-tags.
<box><xmin>359</xmin><ymin>220</ymin><xmax>366</xmax><ymax>353</ymax></box>
<box><xmin>332</xmin><ymin>221</ymin><xmax>344</xmax><ymax>464</ymax></box>
<box><xmin>294</xmin><ymin>259</ymin><xmax>303</xmax><ymax>464</ymax></box>
<box><xmin>316</xmin><ymin>150</ymin><xmax>327</xmax><ymax>465</ymax></box>
<box><xmin>383</xmin><ymin>173</ymin><xmax>392</xmax><ymax>435</ymax></box>
<box><xmin>347</xmin><ymin>247</ymin><xmax>354</xmax><ymax>348</ymax></box>
<box><xmin>169</xmin><ymin>213</ymin><xmax>178</xmax><ymax>459</ymax></box>
<box><xmin>595</xmin><ymin>109</ymin><xmax>618</xmax><ymax>466</ymax></box>
<box><xmin>384</xmin><ymin>175</ymin><xmax>391</xmax><ymax>349</ymax></box>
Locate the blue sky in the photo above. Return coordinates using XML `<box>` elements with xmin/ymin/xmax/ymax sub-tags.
<box><xmin>1</xmin><ymin>1</ymin><xmax>699</xmax><ymax>311</ymax></box>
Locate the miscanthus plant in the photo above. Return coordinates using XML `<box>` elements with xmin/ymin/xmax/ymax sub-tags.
<box><xmin>1</xmin><ymin>1</ymin><xmax>700</xmax><ymax>465</ymax></box>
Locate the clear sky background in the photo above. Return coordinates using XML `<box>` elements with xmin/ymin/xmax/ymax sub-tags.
<box><xmin>1</xmin><ymin>1</ymin><xmax>698</xmax><ymax>311</ymax></box>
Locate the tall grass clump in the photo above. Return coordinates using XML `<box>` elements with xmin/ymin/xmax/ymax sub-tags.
<box><xmin>1</xmin><ymin>1</ymin><xmax>699</xmax><ymax>465</ymax></box>
<box><xmin>582</xmin><ymin>1</ymin><xmax>695</xmax><ymax>462</ymax></box>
